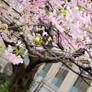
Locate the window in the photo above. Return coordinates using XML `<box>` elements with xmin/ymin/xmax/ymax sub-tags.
<box><xmin>69</xmin><ymin>77</ymin><xmax>89</xmax><ymax>92</ymax></box>
<box><xmin>51</xmin><ymin>64</ymin><xmax>68</xmax><ymax>88</ymax></box>
<box><xmin>39</xmin><ymin>63</ymin><xmax>52</xmax><ymax>77</ymax></box>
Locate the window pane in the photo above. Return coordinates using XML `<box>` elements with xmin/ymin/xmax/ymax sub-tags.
<box><xmin>70</xmin><ymin>77</ymin><xmax>89</xmax><ymax>92</ymax></box>
<box><xmin>39</xmin><ymin>63</ymin><xmax>52</xmax><ymax>77</ymax></box>
<box><xmin>51</xmin><ymin>77</ymin><xmax>58</xmax><ymax>85</ymax></box>
<box><xmin>69</xmin><ymin>87</ymin><xmax>78</xmax><ymax>92</ymax></box>
<box><xmin>51</xmin><ymin>65</ymin><xmax>68</xmax><ymax>88</ymax></box>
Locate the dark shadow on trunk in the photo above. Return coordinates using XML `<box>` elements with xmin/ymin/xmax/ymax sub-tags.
<box><xmin>9</xmin><ymin>63</ymin><xmax>40</xmax><ymax>92</ymax></box>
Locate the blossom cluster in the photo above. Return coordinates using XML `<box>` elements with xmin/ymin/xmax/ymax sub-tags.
<box><xmin>19</xmin><ymin>0</ymin><xmax>92</xmax><ymax>66</ymax></box>
<box><xmin>5</xmin><ymin>45</ymin><xmax>23</xmax><ymax>65</ymax></box>
<box><xmin>0</xmin><ymin>0</ymin><xmax>92</xmax><ymax>67</ymax></box>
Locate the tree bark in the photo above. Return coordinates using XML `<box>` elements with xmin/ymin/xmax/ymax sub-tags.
<box><xmin>9</xmin><ymin>63</ymin><xmax>40</xmax><ymax>92</ymax></box>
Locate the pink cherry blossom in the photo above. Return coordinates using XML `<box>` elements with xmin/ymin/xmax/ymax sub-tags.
<box><xmin>5</xmin><ymin>45</ymin><xmax>23</xmax><ymax>65</ymax></box>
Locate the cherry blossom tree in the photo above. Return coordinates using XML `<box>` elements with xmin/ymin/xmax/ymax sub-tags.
<box><xmin>0</xmin><ymin>0</ymin><xmax>92</xmax><ymax>92</ymax></box>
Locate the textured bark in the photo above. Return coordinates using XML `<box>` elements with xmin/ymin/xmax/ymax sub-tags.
<box><xmin>9</xmin><ymin>63</ymin><xmax>40</xmax><ymax>92</ymax></box>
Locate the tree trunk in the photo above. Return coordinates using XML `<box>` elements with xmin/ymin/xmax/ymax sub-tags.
<box><xmin>9</xmin><ymin>63</ymin><xmax>40</xmax><ymax>92</ymax></box>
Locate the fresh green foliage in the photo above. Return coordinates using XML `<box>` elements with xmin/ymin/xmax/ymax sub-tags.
<box><xmin>77</xmin><ymin>4</ymin><xmax>84</xmax><ymax>9</ymax></box>
<box><xmin>18</xmin><ymin>27</ymin><xmax>23</xmax><ymax>32</ymax></box>
<box><xmin>58</xmin><ymin>6</ymin><xmax>67</xmax><ymax>14</ymax></box>
<box><xmin>32</xmin><ymin>34</ymin><xmax>41</xmax><ymax>44</ymax></box>
<box><xmin>1</xmin><ymin>24</ymin><xmax>6</xmax><ymax>29</ymax></box>
<box><xmin>0</xmin><ymin>47</ymin><xmax>2</xmax><ymax>51</ymax></box>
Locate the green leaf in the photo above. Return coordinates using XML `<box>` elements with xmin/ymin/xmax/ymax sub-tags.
<box><xmin>12</xmin><ymin>46</ymin><xmax>17</xmax><ymax>50</ymax></box>
<box><xmin>32</xmin><ymin>38</ymin><xmax>40</xmax><ymax>43</ymax></box>
<box><xmin>1</xmin><ymin>5</ymin><xmax>5</xmax><ymax>9</ymax></box>
<box><xmin>18</xmin><ymin>27</ymin><xmax>23</xmax><ymax>32</ymax></box>
<box><xmin>77</xmin><ymin>4</ymin><xmax>84</xmax><ymax>9</ymax></box>
<box><xmin>1</xmin><ymin>24</ymin><xmax>6</xmax><ymax>29</ymax></box>
<box><xmin>88</xmin><ymin>26</ymin><xmax>91</xmax><ymax>32</ymax></box>
<box><xmin>37</xmin><ymin>22</ymin><xmax>44</xmax><ymax>27</ymax></box>
<box><xmin>58</xmin><ymin>7</ymin><xmax>67</xmax><ymax>14</ymax></box>
<box><xmin>36</xmin><ymin>34</ymin><xmax>40</xmax><ymax>38</ymax></box>
<box><xmin>44</xmin><ymin>52</ymin><xmax>48</xmax><ymax>56</ymax></box>
<box><xmin>12</xmin><ymin>46</ymin><xmax>20</xmax><ymax>55</ymax></box>
<box><xmin>0</xmin><ymin>48</ymin><xmax>2</xmax><ymax>51</ymax></box>
<box><xmin>23</xmin><ymin>53</ymin><xmax>29</xmax><ymax>57</ymax></box>
<box><xmin>58</xmin><ymin>6</ymin><xmax>64</xmax><ymax>10</ymax></box>
<box><xmin>0</xmin><ymin>85</ymin><xmax>4</xmax><ymax>90</ymax></box>
<box><xmin>59</xmin><ymin>10</ymin><xmax>67</xmax><ymax>14</ymax></box>
<box><xmin>20</xmin><ymin>47</ymin><xmax>24</xmax><ymax>51</ymax></box>
<box><xmin>32</xmin><ymin>34</ymin><xmax>41</xmax><ymax>44</ymax></box>
<box><xmin>46</xmin><ymin>11</ymin><xmax>49</xmax><ymax>15</ymax></box>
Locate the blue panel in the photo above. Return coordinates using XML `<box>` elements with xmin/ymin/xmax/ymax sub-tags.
<box><xmin>39</xmin><ymin>70</ymin><xmax>46</xmax><ymax>76</ymax></box>
<box><xmin>51</xmin><ymin>77</ymin><xmax>58</xmax><ymax>85</ymax></box>
<box><xmin>69</xmin><ymin>87</ymin><xmax>78</xmax><ymax>92</ymax></box>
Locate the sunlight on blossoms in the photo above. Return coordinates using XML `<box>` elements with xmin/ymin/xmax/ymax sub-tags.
<box><xmin>0</xmin><ymin>0</ymin><xmax>92</xmax><ymax>69</ymax></box>
<box><xmin>5</xmin><ymin>45</ymin><xmax>23</xmax><ymax>65</ymax></box>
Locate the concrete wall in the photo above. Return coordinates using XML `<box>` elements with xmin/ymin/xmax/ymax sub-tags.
<box><xmin>44</xmin><ymin>63</ymin><xmax>61</xmax><ymax>83</ymax></box>
<box><xmin>87</xmin><ymin>84</ymin><xmax>92</xmax><ymax>92</ymax></box>
<box><xmin>34</xmin><ymin>63</ymin><xmax>91</xmax><ymax>92</ymax></box>
<box><xmin>0</xmin><ymin>36</ymin><xmax>8</xmax><ymax>72</ymax></box>
<box><xmin>0</xmin><ymin>36</ymin><xmax>12</xmax><ymax>75</ymax></box>
<box><xmin>58</xmin><ymin>70</ymin><xmax>78</xmax><ymax>92</ymax></box>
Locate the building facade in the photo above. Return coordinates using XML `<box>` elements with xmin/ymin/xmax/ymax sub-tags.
<box><xmin>30</xmin><ymin>63</ymin><xmax>92</xmax><ymax>92</ymax></box>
